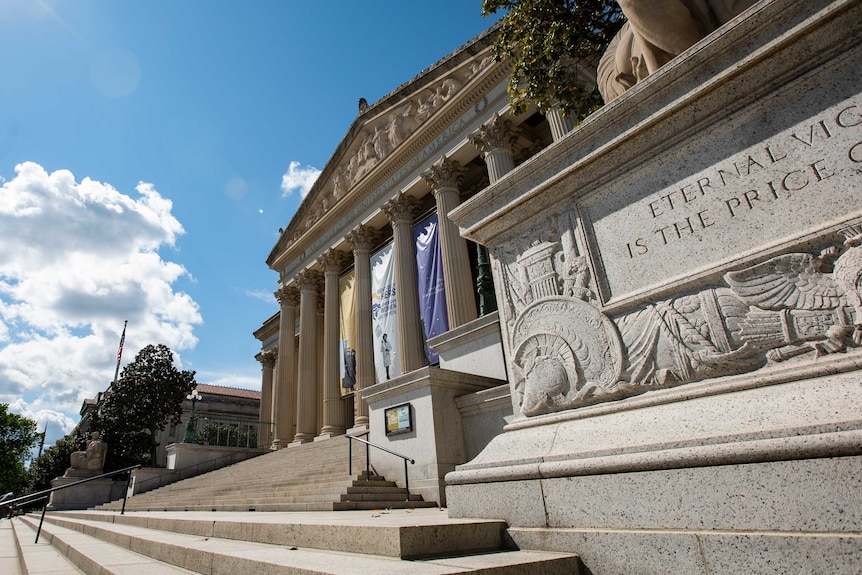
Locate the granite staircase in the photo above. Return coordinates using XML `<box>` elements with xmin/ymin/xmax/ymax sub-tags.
<box><xmin>96</xmin><ymin>434</ymin><xmax>435</xmax><ymax>512</ymax></box>
<box><xmin>5</xmin><ymin>510</ymin><xmax>582</xmax><ymax>574</ymax></box>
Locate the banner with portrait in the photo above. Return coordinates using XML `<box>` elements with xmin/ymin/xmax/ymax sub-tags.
<box><xmin>414</xmin><ymin>212</ymin><xmax>448</xmax><ymax>365</ymax></box>
<box><xmin>370</xmin><ymin>242</ymin><xmax>399</xmax><ymax>382</ymax></box>
<box><xmin>338</xmin><ymin>269</ymin><xmax>356</xmax><ymax>396</ymax></box>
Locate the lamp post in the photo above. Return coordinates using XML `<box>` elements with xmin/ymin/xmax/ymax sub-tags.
<box><xmin>182</xmin><ymin>389</ymin><xmax>202</xmax><ymax>443</ymax></box>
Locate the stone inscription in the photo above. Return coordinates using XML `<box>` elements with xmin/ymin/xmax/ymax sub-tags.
<box><xmin>586</xmin><ymin>98</ymin><xmax>862</xmax><ymax>302</ymax></box>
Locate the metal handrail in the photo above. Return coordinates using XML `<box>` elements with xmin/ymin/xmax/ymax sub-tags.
<box><xmin>346</xmin><ymin>434</ymin><xmax>415</xmax><ymax>501</ymax></box>
<box><xmin>1</xmin><ymin>464</ymin><xmax>141</xmax><ymax>543</ymax></box>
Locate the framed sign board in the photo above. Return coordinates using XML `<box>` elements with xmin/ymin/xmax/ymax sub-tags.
<box><xmin>384</xmin><ymin>403</ymin><xmax>412</xmax><ymax>436</ymax></box>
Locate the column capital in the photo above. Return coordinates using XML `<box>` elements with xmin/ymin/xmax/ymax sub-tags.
<box><xmin>468</xmin><ymin>113</ymin><xmax>519</xmax><ymax>157</ymax></box>
<box><xmin>346</xmin><ymin>224</ymin><xmax>378</xmax><ymax>253</ymax></box>
<box><xmin>275</xmin><ymin>285</ymin><xmax>300</xmax><ymax>307</ymax></box>
<box><xmin>257</xmin><ymin>348</ymin><xmax>277</xmax><ymax>368</ymax></box>
<box><xmin>317</xmin><ymin>249</ymin><xmax>350</xmax><ymax>275</ymax></box>
<box><xmin>295</xmin><ymin>268</ymin><xmax>323</xmax><ymax>292</ymax></box>
<box><xmin>422</xmin><ymin>155</ymin><xmax>465</xmax><ymax>193</ymax></box>
<box><xmin>382</xmin><ymin>193</ymin><xmax>419</xmax><ymax>226</ymax></box>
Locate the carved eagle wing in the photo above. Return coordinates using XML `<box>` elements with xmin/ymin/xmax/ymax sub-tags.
<box><xmin>724</xmin><ymin>253</ymin><xmax>845</xmax><ymax>310</ymax></box>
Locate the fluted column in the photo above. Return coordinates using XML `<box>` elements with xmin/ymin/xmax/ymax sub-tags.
<box><xmin>318</xmin><ymin>249</ymin><xmax>349</xmax><ymax>438</ymax></box>
<box><xmin>383</xmin><ymin>193</ymin><xmax>425</xmax><ymax>372</ymax></box>
<box><xmin>274</xmin><ymin>286</ymin><xmax>299</xmax><ymax>447</ymax></box>
<box><xmin>547</xmin><ymin>106</ymin><xmax>576</xmax><ymax>142</ymax></box>
<box><xmin>292</xmin><ymin>269</ymin><xmax>322</xmax><ymax>444</ymax></box>
<box><xmin>422</xmin><ymin>155</ymin><xmax>477</xmax><ymax>328</ymax></box>
<box><xmin>469</xmin><ymin>113</ymin><xmax>519</xmax><ymax>184</ymax></box>
<box><xmin>256</xmin><ymin>349</ymin><xmax>277</xmax><ymax>447</ymax></box>
<box><xmin>316</xmin><ymin>294</ymin><xmax>325</xmax><ymax>436</ymax></box>
<box><xmin>346</xmin><ymin>224</ymin><xmax>378</xmax><ymax>428</ymax></box>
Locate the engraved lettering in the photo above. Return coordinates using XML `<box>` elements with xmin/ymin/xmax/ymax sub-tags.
<box><xmin>810</xmin><ymin>159</ymin><xmax>834</xmax><ymax>181</ymax></box>
<box><xmin>765</xmin><ymin>144</ymin><xmax>787</xmax><ymax>163</ymax></box>
<box><xmin>725</xmin><ymin>197</ymin><xmax>742</xmax><ymax>217</ymax></box>
<box><xmin>849</xmin><ymin>141</ymin><xmax>862</xmax><ymax>163</ymax></box>
<box><xmin>781</xmin><ymin>169</ymin><xmax>809</xmax><ymax>192</ymax></box>
<box><xmin>836</xmin><ymin>105</ymin><xmax>862</xmax><ymax>128</ymax></box>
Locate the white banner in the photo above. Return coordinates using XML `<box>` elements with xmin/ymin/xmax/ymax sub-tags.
<box><xmin>370</xmin><ymin>242</ymin><xmax>399</xmax><ymax>382</ymax></box>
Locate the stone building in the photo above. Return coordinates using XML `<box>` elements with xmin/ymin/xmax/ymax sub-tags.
<box><xmin>255</xmin><ymin>1</ymin><xmax>861</xmax><ymax>572</ymax></box>
<box><xmin>79</xmin><ymin>383</ymin><xmax>260</xmax><ymax>468</ymax></box>
<box><xmin>253</xmin><ymin>26</ymin><xmax>576</xmax><ymax>505</ymax></box>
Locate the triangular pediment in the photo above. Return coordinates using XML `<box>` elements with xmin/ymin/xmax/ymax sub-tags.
<box><xmin>268</xmin><ymin>26</ymin><xmax>501</xmax><ymax>268</ymax></box>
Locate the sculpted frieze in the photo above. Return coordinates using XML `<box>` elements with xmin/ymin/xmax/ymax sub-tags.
<box><xmin>290</xmin><ymin>57</ymin><xmax>496</xmax><ymax>242</ymax></box>
<box><xmin>509</xmin><ymin>223</ymin><xmax>862</xmax><ymax>417</ymax></box>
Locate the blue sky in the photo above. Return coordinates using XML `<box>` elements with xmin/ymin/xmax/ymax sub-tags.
<box><xmin>0</xmin><ymin>0</ymin><xmax>499</xmax><ymax>446</ymax></box>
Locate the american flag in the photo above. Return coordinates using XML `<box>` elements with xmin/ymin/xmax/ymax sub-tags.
<box><xmin>114</xmin><ymin>320</ymin><xmax>128</xmax><ymax>383</ymax></box>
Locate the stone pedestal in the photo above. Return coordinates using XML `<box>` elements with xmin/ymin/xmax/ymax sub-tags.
<box><xmin>47</xmin><ymin>471</ymin><xmax>124</xmax><ymax>511</ymax></box>
<box><xmin>445</xmin><ymin>1</ymin><xmax>862</xmax><ymax>573</ymax></box>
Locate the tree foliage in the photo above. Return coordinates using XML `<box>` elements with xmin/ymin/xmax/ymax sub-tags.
<box><xmin>482</xmin><ymin>0</ymin><xmax>624</xmax><ymax>118</ymax></box>
<box><xmin>0</xmin><ymin>403</ymin><xmax>40</xmax><ymax>495</ymax></box>
<box><xmin>92</xmin><ymin>344</ymin><xmax>196</xmax><ymax>469</ymax></box>
<box><xmin>27</xmin><ymin>430</ymin><xmax>86</xmax><ymax>493</ymax></box>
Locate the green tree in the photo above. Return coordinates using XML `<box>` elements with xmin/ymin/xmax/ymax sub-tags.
<box><xmin>0</xmin><ymin>404</ymin><xmax>40</xmax><ymax>495</ymax></box>
<box><xmin>27</xmin><ymin>430</ymin><xmax>86</xmax><ymax>493</ymax></box>
<box><xmin>482</xmin><ymin>0</ymin><xmax>624</xmax><ymax>118</ymax></box>
<box><xmin>93</xmin><ymin>344</ymin><xmax>197</xmax><ymax>469</ymax></box>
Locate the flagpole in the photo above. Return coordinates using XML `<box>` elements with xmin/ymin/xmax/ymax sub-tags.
<box><xmin>113</xmin><ymin>320</ymin><xmax>128</xmax><ymax>384</ymax></box>
<box><xmin>36</xmin><ymin>422</ymin><xmax>47</xmax><ymax>458</ymax></box>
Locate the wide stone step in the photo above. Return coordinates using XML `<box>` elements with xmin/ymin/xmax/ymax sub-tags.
<box><xmin>24</xmin><ymin>512</ymin><xmax>579</xmax><ymax>575</ymax></box>
<box><xmin>10</xmin><ymin>516</ymin><xmax>196</xmax><ymax>575</ymax></box>
<box><xmin>43</xmin><ymin>509</ymin><xmax>507</xmax><ymax>558</ymax></box>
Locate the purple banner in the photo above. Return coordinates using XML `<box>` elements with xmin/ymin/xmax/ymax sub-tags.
<box><xmin>414</xmin><ymin>212</ymin><xmax>448</xmax><ymax>365</ymax></box>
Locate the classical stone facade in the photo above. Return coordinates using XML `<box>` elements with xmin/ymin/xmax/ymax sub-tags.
<box><xmin>257</xmin><ymin>2</ymin><xmax>861</xmax><ymax>572</ymax></box>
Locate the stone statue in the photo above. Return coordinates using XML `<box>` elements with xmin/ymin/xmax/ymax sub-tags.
<box><xmin>599</xmin><ymin>0</ymin><xmax>759</xmax><ymax>102</ymax></box>
<box><xmin>69</xmin><ymin>431</ymin><xmax>108</xmax><ymax>473</ymax></box>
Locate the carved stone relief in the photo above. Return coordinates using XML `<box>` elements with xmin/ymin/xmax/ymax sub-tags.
<box><xmin>493</xmin><ymin>210</ymin><xmax>593</xmax><ymax>330</ymax></box>
<box><xmin>288</xmin><ymin>55</ymin><xmax>495</xmax><ymax>247</ymax></box>
<box><xmin>507</xmin><ymin>221</ymin><xmax>862</xmax><ymax>417</ymax></box>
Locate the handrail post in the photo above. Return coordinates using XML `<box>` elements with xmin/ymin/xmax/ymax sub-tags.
<box><xmin>404</xmin><ymin>459</ymin><xmax>409</xmax><ymax>502</ymax></box>
<box><xmin>365</xmin><ymin>441</ymin><xmax>370</xmax><ymax>479</ymax></box>
<box><xmin>34</xmin><ymin>501</ymin><xmax>48</xmax><ymax>543</ymax></box>
<box><xmin>121</xmin><ymin>471</ymin><xmax>132</xmax><ymax>515</ymax></box>
<box><xmin>348</xmin><ymin>439</ymin><xmax>353</xmax><ymax>475</ymax></box>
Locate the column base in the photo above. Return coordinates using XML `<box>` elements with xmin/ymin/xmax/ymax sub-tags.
<box><xmin>288</xmin><ymin>437</ymin><xmax>314</xmax><ymax>447</ymax></box>
<box><xmin>346</xmin><ymin>423</ymin><xmax>369</xmax><ymax>436</ymax></box>
<box><xmin>315</xmin><ymin>430</ymin><xmax>344</xmax><ymax>441</ymax></box>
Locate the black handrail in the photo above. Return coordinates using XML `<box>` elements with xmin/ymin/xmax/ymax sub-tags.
<box><xmin>346</xmin><ymin>434</ymin><xmax>415</xmax><ymax>501</ymax></box>
<box><xmin>1</xmin><ymin>464</ymin><xmax>141</xmax><ymax>543</ymax></box>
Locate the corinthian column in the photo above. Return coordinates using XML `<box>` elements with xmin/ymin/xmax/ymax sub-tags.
<box><xmin>422</xmin><ymin>155</ymin><xmax>477</xmax><ymax>328</ymax></box>
<box><xmin>469</xmin><ymin>113</ymin><xmax>519</xmax><ymax>184</ymax></box>
<box><xmin>318</xmin><ymin>249</ymin><xmax>349</xmax><ymax>438</ymax></box>
<box><xmin>292</xmin><ymin>269</ymin><xmax>322</xmax><ymax>444</ymax></box>
<box><xmin>383</xmin><ymin>193</ymin><xmax>425</xmax><ymax>373</ymax></box>
<box><xmin>346</xmin><ymin>224</ymin><xmax>378</xmax><ymax>429</ymax></box>
<box><xmin>256</xmin><ymin>349</ymin><xmax>277</xmax><ymax>447</ymax></box>
<box><xmin>274</xmin><ymin>285</ymin><xmax>299</xmax><ymax>447</ymax></box>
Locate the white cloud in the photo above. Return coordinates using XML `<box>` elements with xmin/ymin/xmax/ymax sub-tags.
<box><xmin>280</xmin><ymin>161</ymin><xmax>320</xmax><ymax>198</ymax></box>
<box><xmin>243</xmin><ymin>288</ymin><xmax>276</xmax><ymax>305</ymax></box>
<box><xmin>0</xmin><ymin>162</ymin><xmax>202</xmax><ymax>427</ymax></box>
